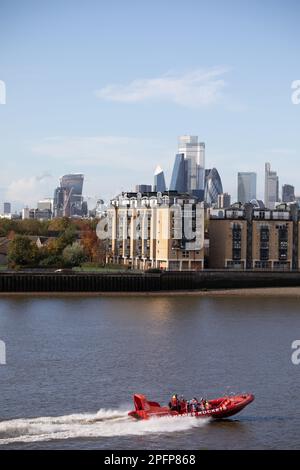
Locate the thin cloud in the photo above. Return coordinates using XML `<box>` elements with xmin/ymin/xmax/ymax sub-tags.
<box><xmin>32</xmin><ymin>135</ymin><xmax>170</xmax><ymax>171</ymax></box>
<box><xmin>95</xmin><ymin>67</ymin><xmax>229</xmax><ymax>108</ymax></box>
<box><xmin>5</xmin><ymin>174</ymin><xmax>54</xmax><ymax>206</ymax></box>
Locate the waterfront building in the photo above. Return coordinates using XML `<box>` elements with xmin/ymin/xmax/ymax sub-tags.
<box><xmin>106</xmin><ymin>191</ymin><xmax>205</xmax><ymax>271</ymax></box>
<box><xmin>53</xmin><ymin>174</ymin><xmax>86</xmax><ymax>217</ymax></box>
<box><xmin>209</xmin><ymin>202</ymin><xmax>299</xmax><ymax>270</ymax></box>
<box><xmin>217</xmin><ymin>193</ymin><xmax>231</xmax><ymax>209</ymax></box>
<box><xmin>153</xmin><ymin>166</ymin><xmax>166</xmax><ymax>192</ymax></box>
<box><xmin>237</xmin><ymin>172</ymin><xmax>257</xmax><ymax>204</ymax></box>
<box><xmin>170</xmin><ymin>136</ymin><xmax>205</xmax><ymax>200</ymax></box>
<box><xmin>204</xmin><ymin>168</ymin><xmax>223</xmax><ymax>206</ymax></box>
<box><xmin>3</xmin><ymin>202</ymin><xmax>11</xmax><ymax>215</ymax></box>
<box><xmin>265</xmin><ymin>163</ymin><xmax>279</xmax><ymax>209</ymax></box>
<box><xmin>282</xmin><ymin>184</ymin><xmax>295</xmax><ymax>203</ymax></box>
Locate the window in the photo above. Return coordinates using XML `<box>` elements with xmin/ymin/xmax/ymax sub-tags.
<box><xmin>232</xmin><ymin>225</ymin><xmax>242</xmax><ymax>261</ymax></box>
<box><xmin>260</xmin><ymin>227</ymin><xmax>269</xmax><ymax>261</ymax></box>
<box><xmin>278</xmin><ymin>226</ymin><xmax>288</xmax><ymax>261</ymax></box>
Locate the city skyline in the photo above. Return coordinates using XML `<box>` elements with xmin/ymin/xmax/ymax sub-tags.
<box><xmin>0</xmin><ymin>0</ymin><xmax>299</xmax><ymax>208</ymax></box>
<box><xmin>0</xmin><ymin>152</ymin><xmax>299</xmax><ymax>215</ymax></box>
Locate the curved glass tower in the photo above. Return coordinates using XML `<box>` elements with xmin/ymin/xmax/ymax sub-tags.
<box><xmin>204</xmin><ymin>168</ymin><xmax>223</xmax><ymax>205</ymax></box>
<box><xmin>53</xmin><ymin>173</ymin><xmax>85</xmax><ymax>217</ymax></box>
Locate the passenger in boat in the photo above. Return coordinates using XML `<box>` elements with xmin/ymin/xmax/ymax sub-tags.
<box><xmin>190</xmin><ymin>397</ymin><xmax>198</xmax><ymax>412</ymax></box>
<box><xmin>169</xmin><ymin>394</ymin><xmax>179</xmax><ymax>411</ymax></box>
<box><xmin>199</xmin><ymin>398</ymin><xmax>207</xmax><ymax>411</ymax></box>
<box><xmin>202</xmin><ymin>399</ymin><xmax>211</xmax><ymax>410</ymax></box>
<box><xmin>179</xmin><ymin>396</ymin><xmax>187</xmax><ymax>412</ymax></box>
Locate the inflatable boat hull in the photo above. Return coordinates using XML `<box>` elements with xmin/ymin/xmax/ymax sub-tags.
<box><xmin>128</xmin><ymin>393</ymin><xmax>254</xmax><ymax>420</ymax></box>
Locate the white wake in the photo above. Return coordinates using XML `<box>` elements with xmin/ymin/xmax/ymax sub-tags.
<box><xmin>0</xmin><ymin>407</ymin><xmax>210</xmax><ymax>445</ymax></box>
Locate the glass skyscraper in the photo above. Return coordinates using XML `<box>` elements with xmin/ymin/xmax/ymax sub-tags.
<box><xmin>237</xmin><ymin>172</ymin><xmax>257</xmax><ymax>204</ymax></box>
<box><xmin>53</xmin><ymin>173</ymin><xmax>86</xmax><ymax>217</ymax></box>
<box><xmin>282</xmin><ymin>184</ymin><xmax>295</xmax><ymax>203</ymax></box>
<box><xmin>264</xmin><ymin>163</ymin><xmax>279</xmax><ymax>209</ymax></box>
<box><xmin>170</xmin><ymin>135</ymin><xmax>205</xmax><ymax>200</ymax></box>
<box><xmin>170</xmin><ymin>153</ymin><xmax>186</xmax><ymax>193</ymax></box>
<box><xmin>204</xmin><ymin>168</ymin><xmax>223</xmax><ymax>205</ymax></box>
<box><xmin>153</xmin><ymin>166</ymin><xmax>166</xmax><ymax>193</ymax></box>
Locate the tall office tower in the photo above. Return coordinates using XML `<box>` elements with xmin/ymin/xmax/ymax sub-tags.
<box><xmin>180</xmin><ymin>135</ymin><xmax>205</xmax><ymax>199</ymax></box>
<box><xmin>170</xmin><ymin>153</ymin><xmax>186</xmax><ymax>193</ymax></box>
<box><xmin>153</xmin><ymin>166</ymin><xmax>166</xmax><ymax>192</ymax></box>
<box><xmin>265</xmin><ymin>163</ymin><xmax>279</xmax><ymax>209</ymax></box>
<box><xmin>135</xmin><ymin>184</ymin><xmax>152</xmax><ymax>193</ymax></box>
<box><xmin>53</xmin><ymin>174</ymin><xmax>85</xmax><ymax>217</ymax></box>
<box><xmin>3</xmin><ymin>202</ymin><xmax>11</xmax><ymax>214</ymax></box>
<box><xmin>204</xmin><ymin>168</ymin><xmax>223</xmax><ymax>205</ymax></box>
<box><xmin>282</xmin><ymin>184</ymin><xmax>295</xmax><ymax>203</ymax></box>
<box><xmin>217</xmin><ymin>193</ymin><xmax>231</xmax><ymax>209</ymax></box>
<box><xmin>237</xmin><ymin>172</ymin><xmax>257</xmax><ymax>204</ymax></box>
<box><xmin>170</xmin><ymin>136</ymin><xmax>205</xmax><ymax>200</ymax></box>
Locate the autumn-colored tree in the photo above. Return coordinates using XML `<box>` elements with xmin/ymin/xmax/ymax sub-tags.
<box><xmin>48</xmin><ymin>217</ymin><xmax>73</xmax><ymax>232</ymax></box>
<box><xmin>8</xmin><ymin>235</ymin><xmax>40</xmax><ymax>267</ymax></box>
<box><xmin>18</xmin><ymin>219</ymin><xmax>49</xmax><ymax>236</ymax></box>
<box><xmin>81</xmin><ymin>228</ymin><xmax>105</xmax><ymax>263</ymax></box>
<box><xmin>45</xmin><ymin>226</ymin><xmax>77</xmax><ymax>256</ymax></box>
<box><xmin>7</xmin><ymin>230</ymin><xmax>16</xmax><ymax>240</ymax></box>
<box><xmin>0</xmin><ymin>219</ymin><xmax>17</xmax><ymax>237</ymax></box>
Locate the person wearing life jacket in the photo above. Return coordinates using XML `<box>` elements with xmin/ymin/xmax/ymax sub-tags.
<box><xmin>179</xmin><ymin>396</ymin><xmax>187</xmax><ymax>413</ymax></box>
<box><xmin>191</xmin><ymin>397</ymin><xmax>198</xmax><ymax>413</ymax></box>
<box><xmin>170</xmin><ymin>394</ymin><xmax>179</xmax><ymax>411</ymax></box>
<box><xmin>199</xmin><ymin>398</ymin><xmax>206</xmax><ymax>411</ymax></box>
<box><xmin>204</xmin><ymin>399</ymin><xmax>211</xmax><ymax>410</ymax></box>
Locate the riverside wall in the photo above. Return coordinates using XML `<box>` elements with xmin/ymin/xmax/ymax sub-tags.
<box><xmin>1</xmin><ymin>270</ymin><xmax>300</xmax><ymax>292</ymax></box>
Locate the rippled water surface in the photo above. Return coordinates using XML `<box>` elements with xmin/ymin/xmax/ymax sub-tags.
<box><xmin>0</xmin><ymin>294</ymin><xmax>299</xmax><ymax>449</ymax></box>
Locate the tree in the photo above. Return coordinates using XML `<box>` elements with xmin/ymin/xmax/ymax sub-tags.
<box><xmin>0</xmin><ymin>219</ymin><xmax>16</xmax><ymax>237</ymax></box>
<box><xmin>62</xmin><ymin>242</ymin><xmax>87</xmax><ymax>267</ymax></box>
<box><xmin>48</xmin><ymin>217</ymin><xmax>73</xmax><ymax>232</ymax></box>
<box><xmin>46</xmin><ymin>227</ymin><xmax>77</xmax><ymax>256</ymax></box>
<box><xmin>18</xmin><ymin>219</ymin><xmax>49</xmax><ymax>236</ymax></box>
<box><xmin>8</xmin><ymin>235</ymin><xmax>40</xmax><ymax>267</ymax></box>
<box><xmin>81</xmin><ymin>228</ymin><xmax>105</xmax><ymax>263</ymax></box>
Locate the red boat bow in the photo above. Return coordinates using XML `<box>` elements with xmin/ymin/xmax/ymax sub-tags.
<box><xmin>128</xmin><ymin>393</ymin><xmax>254</xmax><ymax>420</ymax></box>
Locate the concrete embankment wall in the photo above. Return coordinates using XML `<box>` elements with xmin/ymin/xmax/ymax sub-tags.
<box><xmin>1</xmin><ymin>270</ymin><xmax>300</xmax><ymax>292</ymax></box>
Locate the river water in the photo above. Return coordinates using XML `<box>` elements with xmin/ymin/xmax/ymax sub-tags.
<box><xmin>0</xmin><ymin>293</ymin><xmax>299</xmax><ymax>449</ymax></box>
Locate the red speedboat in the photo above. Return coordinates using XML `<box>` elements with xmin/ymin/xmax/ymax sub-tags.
<box><xmin>128</xmin><ymin>393</ymin><xmax>254</xmax><ymax>420</ymax></box>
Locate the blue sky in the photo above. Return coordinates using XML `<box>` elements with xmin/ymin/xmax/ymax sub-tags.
<box><xmin>0</xmin><ymin>0</ymin><xmax>299</xmax><ymax>210</ymax></box>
